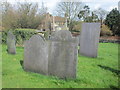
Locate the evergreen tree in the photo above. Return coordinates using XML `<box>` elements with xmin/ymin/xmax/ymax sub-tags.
<box><xmin>105</xmin><ymin>8</ymin><xmax>120</xmax><ymax>36</ymax></box>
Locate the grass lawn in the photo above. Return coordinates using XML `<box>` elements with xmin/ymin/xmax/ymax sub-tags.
<box><xmin>2</xmin><ymin>43</ymin><xmax>120</xmax><ymax>88</ymax></box>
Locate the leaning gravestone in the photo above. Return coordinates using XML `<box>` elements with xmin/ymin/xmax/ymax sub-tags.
<box><xmin>80</xmin><ymin>23</ymin><xmax>100</xmax><ymax>58</ymax></box>
<box><xmin>7</xmin><ymin>31</ymin><xmax>16</xmax><ymax>54</ymax></box>
<box><xmin>24</xmin><ymin>35</ymin><xmax>48</xmax><ymax>75</ymax></box>
<box><xmin>48</xmin><ymin>30</ymin><xmax>78</xmax><ymax>79</ymax></box>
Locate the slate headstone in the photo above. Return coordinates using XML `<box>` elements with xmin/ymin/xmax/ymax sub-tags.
<box><xmin>48</xmin><ymin>30</ymin><xmax>78</xmax><ymax>79</ymax></box>
<box><xmin>7</xmin><ymin>31</ymin><xmax>16</xmax><ymax>54</ymax></box>
<box><xmin>24</xmin><ymin>35</ymin><xmax>48</xmax><ymax>75</ymax></box>
<box><xmin>80</xmin><ymin>23</ymin><xmax>100</xmax><ymax>58</ymax></box>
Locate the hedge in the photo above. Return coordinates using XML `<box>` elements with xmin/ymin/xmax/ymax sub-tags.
<box><xmin>2</xmin><ymin>29</ymin><xmax>36</xmax><ymax>45</ymax></box>
<box><xmin>100</xmin><ymin>24</ymin><xmax>113</xmax><ymax>36</ymax></box>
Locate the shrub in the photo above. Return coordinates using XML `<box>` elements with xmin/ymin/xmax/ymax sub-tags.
<box><xmin>72</xmin><ymin>21</ymin><xmax>83</xmax><ymax>32</ymax></box>
<box><xmin>2</xmin><ymin>28</ymin><xmax>36</xmax><ymax>45</ymax></box>
<box><xmin>2</xmin><ymin>30</ymin><xmax>8</xmax><ymax>44</ymax></box>
<box><xmin>100</xmin><ymin>24</ymin><xmax>113</xmax><ymax>36</ymax></box>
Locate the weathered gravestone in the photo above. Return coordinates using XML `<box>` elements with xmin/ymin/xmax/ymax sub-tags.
<box><xmin>48</xmin><ymin>30</ymin><xmax>78</xmax><ymax>79</ymax></box>
<box><xmin>24</xmin><ymin>35</ymin><xmax>48</xmax><ymax>75</ymax></box>
<box><xmin>80</xmin><ymin>23</ymin><xmax>100</xmax><ymax>58</ymax></box>
<box><xmin>7</xmin><ymin>31</ymin><xmax>16</xmax><ymax>54</ymax></box>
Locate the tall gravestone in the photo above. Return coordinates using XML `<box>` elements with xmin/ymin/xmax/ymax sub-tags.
<box><xmin>48</xmin><ymin>30</ymin><xmax>78</xmax><ymax>79</ymax></box>
<box><xmin>80</xmin><ymin>23</ymin><xmax>100</xmax><ymax>58</ymax></box>
<box><xmin>7</xmin><ymin>31</ymin><xmax>16</xmax><ymax>54</ymax></box>
<box><xmin>24</xmin><ymin>35</ymin><xmax>48</xmax><ymax>75</ymax></box>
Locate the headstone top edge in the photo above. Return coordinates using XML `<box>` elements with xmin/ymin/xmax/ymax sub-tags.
<box><xmin>50</xmin><ymin>30</ymin><xmax>77</xmax><ymax>41</ymax></box>
<box><xmin>29</xmin><ymin>34</ymin><xmax>46</xmax><ymax>41</ymax></box>
<box><xmin>82</xmin><ymin>22</ymin><xmax>101</xmax><ymax>25</ymax></box>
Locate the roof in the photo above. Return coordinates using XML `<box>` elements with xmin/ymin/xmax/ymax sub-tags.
<box><xmin>54</xmin><ymin>16</ymin><xmax>66</xmax><ymax>22</ymax></box>
<box><xmin>41</xmin><ymin>13</ymin><xmax>66</xmax><ymax>23</ymax></box>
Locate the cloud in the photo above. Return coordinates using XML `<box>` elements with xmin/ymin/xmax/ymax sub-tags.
<box><xmin>108</xmin><ymin>6</ymin><xmax>118</xmax><ymax>11</ymax></box>
<box><xmin>94</xmin><ymin>4</ymin><xmax>101</xmax><ymax>9</ymax></box>
<box><xmin>5</xmin><ymin>0</ymin><xmax>120</xmax><ymax>3</ymax></box>
<box><xmin>44</xmin><ymin>0</ymin><xmax>58</xmax><ymax>14</ymax></box>
<box><xmin>61</xmin><ymin>0</ymin><xmax>120</xmax><ymax>3</ymax></box>
<box><xmin>4</xmin><ymin>0</ymin><xmax>120</xmax><ymax>14</ymax></box>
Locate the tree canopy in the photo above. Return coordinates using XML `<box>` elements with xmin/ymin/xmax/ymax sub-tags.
<box><xmin>105</xmin><ymin>8</ymin><xmax>120</xmax><ymax>36</ymax></box>
<box><xmin>55</xmin><ymin>2</ymin><xmax>84</xmax><ymax>31</ymax></box>
<box><xmin>2</xmin><ymin>2</ymin><xmax>47</xmax><ymax>30</ymax></box>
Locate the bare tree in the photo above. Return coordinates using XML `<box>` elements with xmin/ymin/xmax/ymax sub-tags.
<box><xmin>16</xmin><ymin>2</ymin><xmax>43</xmax><ymax>29</ymax></box>
<box><xmin>93</xmin><ymin>8</ymin><xmax>108</xmax><ymax>28</ymax></box>
<box><xmin>2</xmin><ymin>1</ymin><xmax>45</xmax><ymax>29</ymax></box>
<box><xmin>17</xmin><ymin>2</ymin><xmax>37</xmax><ymax>28</ymax></box>
<box><xmin>55</xmin><ymin>2</ymin><xmax>84</xmax><ymax>30</ymax></box>
<box><xmin>39</xmin><ymin>2</ymin><xmax>48</xmax><ymax>15</ymax></box>
<box><xmin>2</xmin><ymin>2</ymin><xmax>18</xmax><ymax>29</ymax></box>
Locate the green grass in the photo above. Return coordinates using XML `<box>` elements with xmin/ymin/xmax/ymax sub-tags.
<box><xmin>2</xmin><ymin>43</ymin><xmax>119</xmax><ymax>88</ymax></box>
<box><xmin>15</xmin><ymin>28</ymin><xmax>37</xmax><ymax>31</ymax></box>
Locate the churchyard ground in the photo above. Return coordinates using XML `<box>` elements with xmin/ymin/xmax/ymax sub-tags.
<box><xmin>2</xmin><ymin>43</ymin><xmax>119</xmax><ymax>88</ymax></box>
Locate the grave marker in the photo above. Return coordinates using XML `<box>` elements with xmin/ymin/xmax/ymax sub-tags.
<box><xmin>24</xmin><ymin>35</ymin><xmax>48</xmax><ymax>75</ymax></box>
<box><xmin>80</xmin><ymin>23</ymin><xmax>100</xmax><ymax>57</ymax></box>
<box><xmin>7</xmin><ymin>31</ymin><xmax>16</xmax><ymax>54</ymax></box>
<box><xmin>48</xmin><ymin>30</ymin><xmax>78</xmax><ymax>78</ymax></box>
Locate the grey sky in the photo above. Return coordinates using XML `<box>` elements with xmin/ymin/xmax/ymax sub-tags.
<box><xmin>4</xmin><ymin>0</ymin><xmax>120</xmax><ymax>14</ymax></box>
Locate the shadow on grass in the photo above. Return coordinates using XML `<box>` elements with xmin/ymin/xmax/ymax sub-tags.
<box><xmin>109</xmin><ymin>85</ymin><xmax>119</xmax><ymax>89</ymax></box>
<box><xmin>20</xmin><ymin>60</ymin><xmax>24</xmax><ymax>69</ymax></box>
<box><xmin>98</xmin><ymin>65</ymin><xmax>120</xmax><ymax>76</ymax></box>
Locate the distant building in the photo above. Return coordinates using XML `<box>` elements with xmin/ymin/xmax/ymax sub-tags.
<box><xmin>38</xmin><ymin>13</ymin><xmax>68</xmax><ymax>31</ymax></box>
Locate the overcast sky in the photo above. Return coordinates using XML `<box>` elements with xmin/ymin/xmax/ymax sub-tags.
<box><xmin>3</xmin><ymin>0</ymin><xmax>120</xmax><ymax>14</ymax></box>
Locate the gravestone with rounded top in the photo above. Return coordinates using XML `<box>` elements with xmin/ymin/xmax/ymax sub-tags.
<box><xmin>24</xmin><ymin>34</ymin><xmax>48</xmax><ymax>75</ymax></box>
<box><xmin>48</xmin><ymin>30</ymin><xmax>78</xmax><ymax>79</ymax></box>
<box><xmin>7</xmin><ymin>31</ymin><xmax>16</xmax><ymax>54</ymax></box>
<box><xmin>80</xmin><ymin>23</ymin><xmax>100</xmax><ymax>58</ymax></box>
